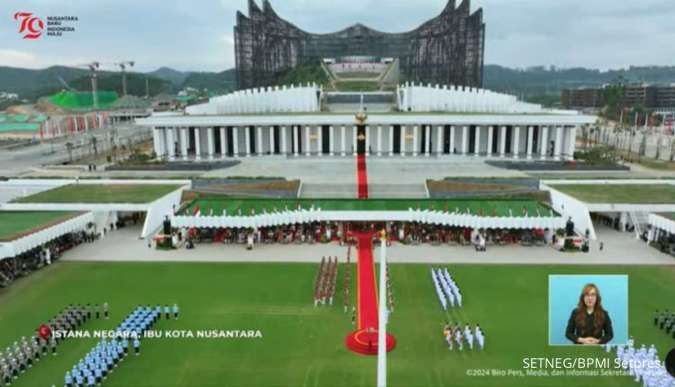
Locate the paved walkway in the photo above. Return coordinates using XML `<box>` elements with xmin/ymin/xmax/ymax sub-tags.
<box><xmin>62</xmin><ymin>226</ymin><xmax>675</xmax><ymax>265</ymax></box>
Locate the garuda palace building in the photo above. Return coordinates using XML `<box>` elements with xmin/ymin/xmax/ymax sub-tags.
<box><xmin>235</xmin><ymin>0</ymin><xmax>485</xmax><ymax>89</ymax></box>
<box><xmin>137</xmin><ymin>1</ymin><xmax>596</xmax><ymax>161</ymax></box>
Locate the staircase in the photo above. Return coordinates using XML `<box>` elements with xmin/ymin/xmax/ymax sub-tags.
<box><xmin>628</xmin><ymin>211</ymin><xmax>650</xmax><ymax>239</ymax></box>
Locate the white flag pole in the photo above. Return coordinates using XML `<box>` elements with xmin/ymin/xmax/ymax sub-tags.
<box><xmin>376</xmin><ymin>231</ymin><xmax>388</xmax><ymax>387</ymax></box>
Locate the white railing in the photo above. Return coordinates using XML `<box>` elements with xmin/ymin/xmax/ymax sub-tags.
<box><xmin>186</xmin><ymin>84</ymin><xmax>321</xmax><ymax>115</ymax></box>
<box><xmin>397</xmin><ymin>83</ymin><xmax>578</xmax><ymax>115</ymax></box>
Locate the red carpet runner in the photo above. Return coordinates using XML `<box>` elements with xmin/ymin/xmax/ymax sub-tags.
<box><xmin>345</xmin><ymin>231</ymin><xmax>396</xmax><ymax>355</ymax></box>
<box><xmin>356</xmin><ymin>154</ymin><xmax>368</xmax><ymax>199</ymax></box>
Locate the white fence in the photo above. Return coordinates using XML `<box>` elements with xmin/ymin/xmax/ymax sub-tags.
<box><xmin>397</xmin><ymin>83</ymin><xmax>578</xmax><ymax>115</ymax></box>
<box><xmin>186</xmin><ymin>84</ymin><xmax>321</xmax><ymax>115</ymax></box>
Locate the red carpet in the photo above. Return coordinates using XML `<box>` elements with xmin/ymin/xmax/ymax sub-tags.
<box><xmin>345</xmin><ymin>231</ymin><xmax>396</xmax><ymax>355</ymax></box>
<box><xmin>356</xmin><ymin>154</ymin><xmax>368</xmax><ymax>199</ymax></box>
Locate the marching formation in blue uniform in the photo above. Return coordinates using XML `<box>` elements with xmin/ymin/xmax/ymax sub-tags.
<box><xmin>63</xmin><ymin>305</ymin><xmax>167</xmax><ymax>387</ymax></box>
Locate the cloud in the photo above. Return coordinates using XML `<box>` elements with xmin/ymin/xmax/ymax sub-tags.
<box><xmin>1</xmin><ymin>0</ymin><xmax>674</xmax><ymax>72</ymax></box>
<box><xmin>0</xmin><ymin>49</ymin><xmax>39</xmax><ymax>68</ymax></box>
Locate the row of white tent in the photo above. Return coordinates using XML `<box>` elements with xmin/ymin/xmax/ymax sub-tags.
<box><xmin>171</xmin><ymin>208</ymin><xmax>565</xmax><ymax>230</ymax></box>
<box><xmin>431</xmin><ymin>267</ymin><xmax>463</xmax><ymax>311</ymax></box>
<box><xmin>185</xmin><ymin>84</ymin><xmax>321</xmax><ymax>115</ymax></box>
<box><xmin>0</xmin><ymin>212</ymin><xmax>94</xmax><ymax>260</ymax></box>
<box><xmin>397</xmin><ymin>83</ymin><xmax>576</xmax><ymax>115</ymax></box>
<box><xmin>648</xmin><ymin>213</ymin><xmax>675</xmax><ymax>236</ymax></box>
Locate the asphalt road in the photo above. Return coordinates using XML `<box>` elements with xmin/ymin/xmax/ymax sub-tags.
<box><xmin>0</xmin><ymin>124</ymin><xmax>151</xmax><ymax>177</ymax></box>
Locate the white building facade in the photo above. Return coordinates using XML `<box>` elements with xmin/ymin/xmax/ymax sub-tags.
<box><xmin>136</xmin><ymin>84</ymin><xmax>596</xmax><ymax>161</ymax></box>
<box><xmin>138</xmin><ymin>114</ymin><xmax>595</xmax><ymax>161</ymax></box>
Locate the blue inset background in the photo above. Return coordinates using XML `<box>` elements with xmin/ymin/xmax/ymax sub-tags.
<box><xmin>549</xmin><ymin>275</ymin><xmax>628</xmax><ymax>345</ymax></box>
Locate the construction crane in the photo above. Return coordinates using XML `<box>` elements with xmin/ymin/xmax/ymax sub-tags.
<box><xmin>73</xmin><ymin>62</ymin><xmax>101</xmax><ymax>109</ymax></box>
<box><xmin>113</xmin><ymin>61</ymin><xmax>135</xmax><ymax>96</ymax></box>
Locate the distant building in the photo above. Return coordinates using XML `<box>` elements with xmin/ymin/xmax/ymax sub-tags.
<box><xmin>562</xmin><ymin>84</ymin><xmax>675</xmax><ymax>113</ymax></box>
<box><xmin>234</xmin><ymin>0</ymin><xmax>485</xmax><ymax>90</ymax></box>
<box><xmin>561</xmin><ymin>88</ymin><xmax>605</xmax><ymax>110</ymax></box>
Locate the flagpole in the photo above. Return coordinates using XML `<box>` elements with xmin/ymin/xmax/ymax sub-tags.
<box><xmin>376</xmin><ymin>230</ymin><xmax>388</xmax><ymax>387</ymax></box>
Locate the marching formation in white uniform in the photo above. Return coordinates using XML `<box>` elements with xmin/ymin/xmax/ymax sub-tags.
<box><xmin>430</xmin><ymin>267</ymin><xmax>462</xmax><ymax>310</ymax></box>
<box><xmin>607</xmin><ymin>338</ymin><xmax>673</xmax><ymax>387</ymax></box>
<box><xmin>444</xmin><ymin>323</ymin><xmax>485</xmax><ymax>352</ymax></box>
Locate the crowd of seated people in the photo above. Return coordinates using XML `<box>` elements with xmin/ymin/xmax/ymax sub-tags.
<box><xmin>180</xmin><ymin>222</ymin><xmax>555</xmax><ymax>251</ymax></box>
<box><xmin>0</xmin><ymin>231</ymin><xmax>97</xmax><ymax>288</ymax></box>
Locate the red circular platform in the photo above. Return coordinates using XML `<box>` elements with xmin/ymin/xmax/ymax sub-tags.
<box><xmin>345</xmin><ymin>328</ymin><xmax>396</xmax><ymax>355</ymax></box>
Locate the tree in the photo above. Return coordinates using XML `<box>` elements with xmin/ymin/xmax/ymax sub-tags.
<box><xmin>65</xmin><ymin>142</ymin><xmax>74</xmax><ymax>163</ymax></box>
<box><xmin>601</xmin><ymin>84</ymin><xmax>625</xmax><ymax>121</ymax></box>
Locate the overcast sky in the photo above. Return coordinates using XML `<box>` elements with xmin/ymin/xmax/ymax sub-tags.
<box><xmin>2</xmin><ymin>0</ymin><xmax>675</xmax><ymax>73</ymax></box>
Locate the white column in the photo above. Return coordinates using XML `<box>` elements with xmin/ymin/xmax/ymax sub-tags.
<box><xmin>341</xmin><ymin>125</ymin><xmax>346</xmax><ymax>156</ymax></box>
<box><xmin>318</xmin><ymin>126</ymin><xmax>323</xmax><ymax>157</ymax></box>
<box><xmin>425</xmin><ymin>125</ymin><xmax>431</xmax><ymax>157</ymax></box>
<box><xmin>412</xmin><ymin>125</ymin><xmax>418</xmax><ymax>157</ymax></box>
<box><xmin>353</xmin><ymin>126</ymin><xmax>357</xmax><ymax>156</ymax></box>
<box><xmin>474</xmin><ymin>126</ymin><xmax>481</xmax><ymax>156</ymax></box>
<box><xmin>329</xmin><ymin>126</ymin><xmax>335</xmax><ymax>156</ymax></box>
<box><xmin>540</xmin><ymin>126</ymin><xmax>549</xmax><ymax>160</ymax></box>
<box><xmin>153</xmin><ymin>128</ymin><xmax>162</xmax><ymax>158</ymax></box>
<box><xmin>554</xmin><ymin>126</ymin><xmax>563</xmax><ymax>161</ymax></box>
<box><xmin>269</xmin><ymin>126</ymin><xmax>276</xmax><ymax>155</ymax></box>
<box><xmin>487</xmin><ymin>126</ymin><xmax>494</xmax><ymax>157</ymax></box>
<box><xmin>389</xmin><ymin>125</ymin><xmax>394</xmax><ymax>156</ymax></box>
<box><xmin>257</xmin><ymin>126</ymin><xmax>263</xmax><ymax>156</ymax></box>
<box><xmin>526</xmin><ymin>126</ymin><xmax>534</xmax><ymax>160</ymax></box>
<box><xmin>499</xmin><ymin>126</ymin><xmax>507</xmax><ymax>157</ymax></box>
<box><xmin>166</xmin><ymin>127</ymin><xmax>175</xmax><ymax>160</ymax></box>
<box><xmin>181</xmin><ymin>128</ymin><xmax>188</xmax><ymax>160</ymax></box>
<box><xmin>194</xmin><ymin>128</ymin><xmax>202</xmax><ymax>160</ymax></box>
<box><xmin>436</xmin><ymin>125</ymin><xmax>442</xmax><ymax>155</ymax></box>
<box><xmin>281</xmin><ymin>126</ymin><xmax>288</xmax><ymax>155</ymax></box>
<box><xmin>305</xmin><ymin>126</ymin><xmax>311</xmax><ymax>156</ymax></box>
<box><xmin>400</xmin><ymin>125</ymin><xmax>406</xmax><ymax>156</ymax></box>
<box><xmin>207</xmin><ymin>127</ymin><xmax>214</xmax><ymax>160</ymax></box>
<box><xmin>293</xmin><ymin>126</ymin><xmax>299</xmax><ymax>157</ymax></box>
<box><xmin>450</xmin><ymin>126</ymin><xmax>455</xmax><ymax>154</ymax></box>
<box><xmin>567</xmin><ymin>126</ymin><xmax>577</xmax><ymax>161</ymax></box>
<box><xmin>365</xmin><ymin>126</ymin><xmax>371</xmax><ymax>157</ymax></box>
<box><xmin>245</xmin><ymin>127</ymin><xmax>251</xmax><ymax>157</ymax></box>
<box><xmin>461</xmin><ymin>126</ymin><xmax>468</xmax><ymax>155</ymax></box>
<box><xmin>233</xmin><ymin>127</ymin><xmax>239</xmax><ymax>157</ymax></box>
<box><xmin>377</xmin><ymin>125</ymin><xmax>382</xmax><ymax>156</ymax></box>
<box><xmin>220</xmin><ymin>128</ymin><xmax>226</xmax><ymax>158</ymax></box>
<box><xmin>513</xmin><ymin>126</ymin><xmax>520</xmax><ymax>159</ymax></box>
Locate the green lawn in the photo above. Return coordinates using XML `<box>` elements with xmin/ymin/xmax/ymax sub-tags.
<box><xmin>14</xmin><ymin>184</ymin><xmax>182</xmax><ymax>204</ymax></box>
<box><xmin>0</xmin><ymin>262</ymin><xmax>672</xmax><ymax>387</ymax></box>
<box><xmin>0</xmin><ymin>211</ymin><xmax>78</xmax><ymax>241</ymax></box>
<box><xmin>656</xmin><ymin>213</ymin><xmax>675</xmax><ymax>222</ymax></box>
<box><xmin>550</xmin><ymin>184</ymin><xmax>675</xmax><ymax>204</ymax></box>
<box><xmin>182</xmin><ymin>197</ymin><xmax>557</xmax><ymax>218</ymax></box>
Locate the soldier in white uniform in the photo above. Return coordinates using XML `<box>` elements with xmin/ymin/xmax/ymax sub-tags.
<box><xmin>464</xmin><ymin>325</ymin><xmax>474</xmax><ymax>350</ymax></box>
<box><xmin>474</xmin><ymin>324</ymin><xmax>485</xmax><ymax>350</ymax></box>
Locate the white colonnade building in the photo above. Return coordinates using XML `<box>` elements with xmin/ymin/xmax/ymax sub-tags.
<box><xmin>137</xmin><ymin>84</ymin><xmax>596</xmax><ymax>161</ymax></box>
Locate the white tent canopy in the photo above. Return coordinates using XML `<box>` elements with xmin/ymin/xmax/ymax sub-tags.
<box><xmin>171</xmin><ymin>209</ymin><xmax>564</xmax><ymax>230</ymax></box>
<box><xmin>649</xmin><ymin>214</ymin><xmax>675</xmax><ymax>235</ymax></box>
<box><xmin>0</xmin><ymin>212</ymin><xmax>94</xmax><ymax>260</ymax></box>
